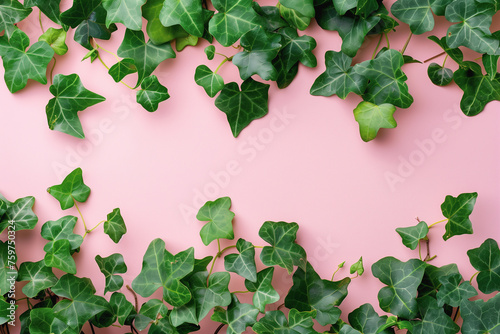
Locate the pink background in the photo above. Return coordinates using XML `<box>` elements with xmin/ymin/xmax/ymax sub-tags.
<box><xmin>1</xmin><ymin>2</ymin><xmax>499</xmax><ymax>332</ymax></box>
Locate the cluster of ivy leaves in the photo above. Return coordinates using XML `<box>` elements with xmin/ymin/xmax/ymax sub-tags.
<box><xmin>0</xmin><ymin>0</ymin><xmax>499</xmax><ymax>141</ymax></box>
<box><xmin>0</xmin><ymin>167</ymin><xmax>498</xmax><ymax>333</ymax></box>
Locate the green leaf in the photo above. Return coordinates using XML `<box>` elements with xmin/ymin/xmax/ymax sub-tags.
<box><xmin>215</xmin><ymin>78</ymin><xmax>270</xmax><ymax>137</ymax></box>
<box><xmin>45</xmin><ymin>73</ymin><xmax>106</xmax><ymax>138</ymax></box>
<box><xmin>453</xmin><ymin>62</ymin><xmax>500</xmax><ymax>116</ymax></box>
<box><xmin>252</xmin><ymin>3</ymin><xmax>287</xmax><ymax>32</ymax></box>
<box><xmin>0</xmin><ymin>28</ymin><xmax>54</xmax><ymax>93</ymax></box>
<box><xmin>44</xmin><ymin>239</ymin><xmax>77</xmax><ymax>274</ymax></box>
<box><xmin>436</xmin><ymin>273</ymin><xmax>477</xmax><ymax>307</ymax></box>
<box><xmin>95</xmin><ymin>253</ymin><xmax>127</xmax><ymax>294</ymax></box>
<box><xmin>396</xmin><ymin>221</ymin><xmax>429</xmax><ymax>250</ymax></box>
<box><xmin>244</xmin><ymin>267</ymin><xmax>280</xmax><ymax>313</ymax></box>
<box><xmin>190</xmin><ymin>271</ymin><xmax>232</xmax><ymax>323</ymax></box>
<box><xmin>280</xmin><ymin>0</ymin><xmax>314</xmax><ymax>17</ymax></box>
<box><xmin>391</xmin><ymin>0</ymin><xmax>446</xmax><ymax>35</ymax></box>
<box><xmin>51</xmin><ymin>274</ymin><xmax>110</xmax><ymax>329</ymax></box>
<box><xmin>348</xmin><ymin>303</ymin><xmax>394</xmax><ymax>334</ymax></box>
<box><xmin>175</xmin><ymin>34</ymin><xmax>198</xmax><ymax>51</ymax></box>
<box><xmin>461</xmin><ymin>293</ymin><xmax>500</xmax><ymax>334</ymax></box>
<box><xmin>196</xmin><ymin>196</ymin><xmax>235</xmax><ymax>246</ymax></box>
<box><xmin>0</xmin><ymin>240</ymin><xmax>16</xmax><ymax>296</ymax></box>
<box><xmin>205</xmin><ymin>45</ymin><xmax>215</xmax><ymax>60</ymax></box>
<box><xmin>0</xmin><ymin>195</ymin><xmax>37</xmax><ymax>232</ymax></box>
<box><xmin>467</xmin><ymin>238</ymin><xmax>500</xmax><ymax>294</ymax></box>
<box><xmin>259</xmin><ymin>221</ymin><xmax>307</xmax><ymax>274</ymax></box>
<box><xmin>0</xmin><ymin>0</ymin><xmax>32</xmax><ymax>39</ymax></box>
<box><xmin>353</xmin><ymin>102</ymin><xmax>397</xmax><ymax>142</ymax></box>
<box><xmin>25</xmin><ymin>0</ymin><xmax>61</xmax><ymax>25</ymax></box>
<box><xmin>285</xmin><ymin>262</ymin><xmax>349</xmax><ymax>326</ymax></box>
<box><xmin>354</xmin><ymin>49</ymin><xmax>413</xmax><ymax>108</ymax></box>
<box><xmin>194</xmin><ymin>65</ymin><xmax>224</xmax><ymax>98</ymax></box>
<box><xmin>38</xmin><ymin>28</ymin><xmax>68</xmax><ymax>55</ymax></box>
<box><xmin>339</xmin><ymin>325</ymin><xmax>362</xmax><ymax>334</ymax></box>
<box><xmin>273</xmin><ymin>56</ymin><xmax>299</xmax><ymax>89</ymax></box>
<box><xmin>135</xmin><ymin>299</ymin><xmax>168</xmax><ymax>330</ymax></box>
<box><xmin>109</xmin><ymin>292</ymin><xmax>134</xmax><ymax>325</ymax></box>
<box><xmin>276</xmin><ymin>27</ymin><xmax>317</xmax><ymax>72</ymax></box>
<box><xmin>47</xmin><ymin>168</ymin><xmax>91</xmax><ymax>210</ymax></box>
<box><xmin>427</xmin><ymin>63</ymin><xmax>453</xmax><ymax>86</ymax></box>
<box><xmin>136</xmin><ymin>75</ymin><xmax>170</xmax><ymax>111</ymax></box>
<box><xmin>70</xmin><ymin>5</ymin><xmax>117</xmax><ymax>50</ymax></box>
<box><xmin>211</xmin><ymin>295</ymin><xmax>259</xmax><ymax>334</ymax></box>
<box><xmin>445</xmin><ymin>0</ymin><xmax>498</xmax><ymax>54</ymax></box>
<box><xmin>29</xmin><ymin>308</ymin><xmax>78</xmax><ymax>334</ymax></box>
<box><xmin>102</xmin><ymin>0</ymin><xmax>146</xmax><ymax>31</ymax></box>
<box><xmin>18</xmin><ymin>260</ymin><xmax>58</xmax><ymax>298</ymax></box>
<box><xmin>108</xmin><ymin>58</ymin><xmax>137</xmax><ymax>82</ymax></box>
<box><xmin>279</xmin><ymin>4</ymin><xmax>311</xmax><ymax>30</ymax></box>
<box><xmin>104</xmin><ymin>208</ymin><xmax>127</xmax><ymax>243</ymax></box>
<box><xmin>441</xmin><ymin>192</ymin><xmax>477</xmax><ymax>240</ymax></box>
<box><xmin>350</xmin><ymin>257</ymin><xmax>364</xmax><ymax>276</ymax></box>
<box><xmin>333</xmin><ymin>0</ymin><xmax>358</xmax><ymax>15</ymax></box>
<box><xmin>142</xmin><ymin>0</ymin><xmax>188</xmax><ymax>45</ymax></box>
<box><xmin>159</xmin><ymin>0</ymin><xmax>204</xmax><ymax>37</ymax></box>
<box><xmin>428</xmin><ymin>35</ymin><xmax>464</xmax><ymax>64</ymax></box>
<box><xmin>412</xmin><ymin>296</ymin><xmax>460</xmax><ymax>334</ymax></box>
<box><xmin>355</xmin><ymin>0</ymin><xmax>380</xmax><ymax>17</ymax></box>
<box><xmin>209</xmin><ymin>0</ymin><xmax>261</xmax><ymax>47</ymax></box>
<box><xmin>483</xmin><ymin>54</ymin><xmax>499</xmax><ymax>80</ymax></box>
<box><xmin>117</xmin><ymin>29</ymin><xmax>176</xmax><ymax>87</ymax></box>
<box><xmin>224</xmin><ymin>238</ymin><xmax>257</xmax><ymax>282</ymax></box>
<box><xmin>418</xmin><ymin>263</ymin><xmax>459</xmax><ymax>299</ymax></box>
<box><xmin>41</xmin><ymin>216</ymin><xmax>83</xmax><ymax>252</ymax></box>
<box><xmin>232</xmin><ymin>26</ymin><xmax>281</xmax><ymax>81</ymax></box>
<box><xmin>310</xmin><ymin>50</ymin><xmax>368</xmax><ymax>99</ymax></box>
<box><xmin>82</xmin><ymin>49</ymin><xmax>99</xmax><ymax>62</ymax></box>
<box><xmin>252</xmin><ymin>308</ymin><xmax>318</xmax><ymax>334</ymax></box>
<box><xmin>60</xmin><ymin>0</ymin><xmax>101</xmax><ymax>27</ymax></box>
<box><xmin>372</xmin><ymin>257</ymin><xmax>426</xmax><ymax>318</ymax></box>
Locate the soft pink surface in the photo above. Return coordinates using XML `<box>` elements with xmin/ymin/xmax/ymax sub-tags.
<box><xmin>1</xmin><ymin>3</ymin><xmax>499</xmax><ymax>333</ymax></box>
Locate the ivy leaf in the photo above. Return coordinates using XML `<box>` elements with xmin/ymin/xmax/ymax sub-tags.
<box><xmin>348</xmin><ymin>303</ymin><xmax>394</xmax><ymax>334</ymax></box>
<box><xmin>47</xmin><ymin>168</ymin><xmax>91</xmax><ymax>210</ymax></box>
<box><xmin>41</xmin><ymin>216</ymin><xmax>83</xmax><ymax>252</ymax></box>
<box><xmin>215</xmin><ymin>78</ymin><xmax>270</xmax><ymax>137</ymax></box>
<box><xmin>189</xmin><ymin>271</ymin><xmax>232</xmax><ymax>323</ymax></box>
<box><xmin>372</xmin><ymin>257</ymin><xmax>426</xmax><ymax>318</ymax></box>
<box><xmin>396</xmin><ymin>221</ymin><xmax>429</xmax><ymax>250</ymax></box>
<box><xmin>0</xmin><ymin>28</ymin><xmax>54</xmax><ymax>93</ymax></box>
<box><xmin>412</xmin><ymin>296</ymin><xmax>460</xmax><ymax>334</ymax></box>
<box><xmin>82</xmin><ymin>49</ymin><xmax>99</xmax><ymax>62</ymax></box>
<box><xmin>339</xmin><ymin>325</ymin><xmax>362</xmax><ymax>334</ymax></box>
<box><xmin>117</xmin><ymin>29</ymin><xmax>176</xmax><ymax>87</ymax></box>
<box><xmin>51</xmin><ymin>274</ymin><xmax>110</xmax><ymax>329</ymax></box>
<box><xmin>467</xmin><ymin>238</ymin><xmax>500</xmax><ymax>294</ymax></box>
<box><xmin>355</xmin><ymin>0</ymin><xmax>380</xmax><ymax>17</ymax></box>
<box><xmin>159</xmin><ymin>0</ymin><xmax>204</xmax><ymax>37</ymax></box>
<box><xmin>279</xmin><ymin>4</ymin><xmax>311</xmax><ymax>30</ymax></box>
<box><xmin>60</xmin><ymin>0</ymin><xmax>101</xmax><ymax>27</ymax></box>
<box><xmin>0</xmin><ymin>240</ymin><xmax>16</xmax><ymax>299</ymax></box>
<box><xmin>445</xmin><ymin>0</ymin><xmax>498</xmax><ymax>54</ymax></box>
<box><xmin>276</xmin><ymin>28</ymin><xmax>317</xmax><ymax>71</ymax></box>
<box><xmin>25</xmin><ymin>0</ymin><xmax>61</xmax><ymax>25</ymax></box>
<box><xmin>483</xmin><ymin>54</ymin><xmax>499</xmax><ymax>80</ymax></box>
<box><xmin>44</xmin><ymin>239</ymin><xmax>77</xmax><ymax>274</ymax></box>
<box><xmin>194</xmin><ymin>65</ymin><xmax>224</xmax><ymax>98</ymax></box>
<box><xmin>104</xmin><ymin>208</ymin><xmax>127</xmax><ymax>243</ymax></box>
<box><xmin>18</xmin><ymin>260</ymin><xmax>58</xmax><ymax>298</ymax></box>
<box><xmin>418</xmin><ymin>263</ymin><xmax>459</xmax><ymax>299</ymax></box>
<box><xmin>45</xmin><ymin>73</ymin><xmax>106</xmax><ymax>138</ymax></box>
<box><xmin>441</xmin><ymin>192</ymin><xmax>477</xmax><ymax>240</ymax></box>
<box><xmin>196</xmin><ymin>196</ymin><xmax>235</xmax><ymax>246</ymax></box>
<box><xmin>0</xmin><ymin>195</ymin><xmax>37</xmax><ymax>232</ymax></box>
<box><xmin>353</xmin><ymin>102</ymin><xmax>397</xmax><ymax>142</ymax></box>
<box><xmin>102</xmin><ymin>0</ymin><xmax>146</xmax><ymax>31</ymax></box>
<box><xmin>142</xmin><ymin>0</ymin><xmax>188</xmax><ymax>45</ymax></box>
<box><xmin>109</xmin><ymin>292</ymin><xmax>134</xmax><ymax>326</ymax></box>
<box><xmin>136</xmin><ymin>75</ymin><xmax>170</xmax><ymax>112</ymax></box>
<box><xmin>224</xmin><ymin>238</ymin><xmax>257</xmax><ymax>282</ymax></box>
<box><xmin>310</xmin><ymin>51</ymin><xmax>368</xmax><ymax>99</ymax></box>
<box><xmin>453</xmin><ymin>62</ymin><xmax>500</xmax><ymax>116</ymax></box>
<box><xmin>95</xmin><ymin>253</ymin><xmax>127</xmax><ymax>294</ymax></box>
<box><xmin>252</xmin><ymin>309</ymin><xmax>318</xmax><ymax>334</ymax></box>
<box><xmin>259</xmin><ymin>221</ymin><xmax>307</xmax><ymax>274</ymax></box>
<box><xmin>354</xmin><ymin>49</ymin><xmax>413</xmax><ymax>108</ymax></box>
<box><xmin>244</xmin><ymin>267</ymin><xmax>280</xmax><ymax>313</ymax></box>
<box><xmin>204</xmin><ymin>45</ymin><xmax>215</xmax><ymax>60</ymax></box>
<box><xmin>252</xmin><ymin>3</ymin><xmax>287</xmax><ymax>32</ymax></box>
<box><xmin>350</xmin><ymin>257</ymin><xmax>364</xmax><ymax>276</ymax></box>
<box><xmin>428</xmin><ymin>35</ymin><xmax>464</xmax><ymax>64</ymax></box>
<box><xmin>108</xmin><ymin>58</ymin><xmax>137</xmax><ymax>82</ymax></box>
<box><xmin>175</xmin><ymin>34</ymin><xmax>198</xmax><ymax>51</ymax></box>
<box><xmin>391</xmin><ymin>0</ymin><xmax>448</xmax><ymax>34</ymax></box>
<box><xmin>29</xmin><ymin>308</ymin><xmax>78</xmax><ymax>334</ymax></box>
<box><xmin>38</xmin><ymin>28</ymin><xmax>67</xmax><ymax>56</ymax></box>
<box><xmin>436</xmin><ymin>273</ymin><xmax>477</xmax><ymax>307</ymax></box>
<box><xmin>232</xmin><ymin>26</ymin><xmax>281</xmax><ymax>81</ymax></box>
<box><xmin>135</xmin><ymin>299</ymin><xmax>168</xmax><ymax>330</ymax></box>
<box><xmin>427</xmin><ymin>63</ymin><xmax>453</xmax><ymax>86</ymax></box>
<box><xmin>280</xmin><ymin>0</ymin><xmax>314</xmax><ymax>17</ymax></box>
<box><xmin>208</xmin><ymin>0</ymin><xmax>261</xmax><ymax>47</ymax></box>
<box><xmin>285</xmin><ymin>262</ymin><xmax>349</xmax><ymax>325</ymax></box>
<box><xmin>461</xmin><ymin>294</ymin><xmax>500</xmax><ymax>334</ymax></box>
<box><xmin>0</xmin><ymin>0</ymin><xmax>32</xmax><ymax>39</ymax></box>
<box><xmin>211</xmin><ymin>295</ymin><xmax>259</xmax><ymax>334</ymax></box>
<box><xmin>273</xmin><ymin>56</ymin><xmax>299</xmax><ymax>89</ymax></box>
<box><xmin>333</xmin><ymin>0</ymin><xmax>358</xmax><ymax>15</ymax></box>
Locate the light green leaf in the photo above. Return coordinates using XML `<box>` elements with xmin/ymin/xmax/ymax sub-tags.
<box><xmin>18</xmin><ymin>260</ymin><xmax>58</xmax><ymax>298</ymax></box>
<box><xmin>108</xmin><ymin>58</ymin><xmax>137</xmax><ymax>82</ymax></box>
<box><xmin>467</xmin><ymin>238</ymin><xmax>500</xmax><ymax>294</ymax></box>
<box><xmin>461</xmin><ymin>293</ymin><xmax>500</xmax><ymax>334</ymax></box>
<box><xmin>353</xmin><ymin>102</ymin><xmax>397</xmax><ymax>142</ymax></box>
<box><xmin>194</xmin><ymin>65</ymin><xmax>224</xmax><ymax>98</ymax></box>
<box><xmin>47</xmin><ymin>168</ymin><xmax>91</xmax><ymax>210</ymax></box>
<box><xmin>428</xmin><ymin>63</ymin><xmax>453</xmax><ymax>86</ymax></box>
<box><xmin>211</xmin><ymin>295</ymin><xmax>259</xmax><ymax>334</ymax></box>
<box><xmin>44</xmin><ymin>239</ymin><xmax>77</xmax><ymax>274</ymax></box>
<box><xmin>136</xmin><ymin>75</ymin><xmax>170</xmax><ymax>112</ymax></box>
<box><xmin>160</xmin><ymin>0</ymin><xmax>204</xmax><ymax>37</ymax></box>
<box><xmin>224</xmin><ymin>238</ymin><xmax>257</xmax><ymax>282</ymax></box>
<box><xmin>279</xmin><ymin>4</ymin><xmax>311</xmax><ymax>30</ymax></box>
<box><xmin>41</xmin><ymin>216</ymin><xmax>83</xmax><ymax>252</ymax></box>
<box><xmin>38</xmin><ymin>27</ymin><xmax>68</xmax><ymax>55</ymax></box>
<box><xmin>441</xmin><ymin>192</ymin><xmax>477</xmax><ymax>240</ymax></box>
<box><xmin>175</xmin><ymin>34</ymin><xmax>198</xmax><ymax>51</ymax></box>
<box><xmin>350</xmin><ymin>257</ymin><xmax>364</xmax><ymax>276</ymax></box>
<box><xmin>244</xmin><ymin>267</ymin><xmax>280</xmax><ymax>313</ymax></box>
<box><xmin>102</xmin><ymin>0</ymin><xmax>146</xmax><ymax>31</ymax></box>
<box><xmin>0</xmin><ymin>0</ymin><xmax>32</xmax><ymax>39</ymax></box>
<box><xmin>197</xmin><ymin>196</ymin><xmax>235</xmax><ymax>245</ymax></box>
<box><xmin>280</xmin><ymin>0</ymin><xmax>314</xmax><ymax>17</ymax></box>
<box><xmin>104</xmin><ymin>208</ymin><xmax>127</xmax><ymax>243</ymax></box>
<box><xmin>0</xmin><ymin>195</ymin><xmax>37</xmax><ymax>232</ymax></box>
<box><xmin>95</xmin><ymin>253</ymin><xmax>127</xmax><ymax>294</ymax></box>
<box><xmin>142</xmin><ymin>0</ymin><xmax>188</xmax><ymax>45</ymax></box>
<box><xmin>396</xmin><ymin>221</ymin><xmax>429</xmax><ymax>250</ymax></box>
<box><xmin>436</xmin><ymin>273</ymin><xmax>477</xmax><ymax>307</ymax></box>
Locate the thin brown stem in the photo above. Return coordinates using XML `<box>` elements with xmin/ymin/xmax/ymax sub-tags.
<box><xmin>214</xmin><ymin>324</ymin><xmax>226</xmax><ymax>334</ymax></box>
<box><xmin>423</xmin><ymin>51</ymin><xmax>446</xmax><ymax>63</ymax></box>
<box><xmin>126</xmin><ymin>285</ymin><xmax>139</xmax><ymax>311</ymax></box>
<box><xmin>401</xmin><ymin>31</ymin><xmax>413</xmax><ymax>54</ymax></box>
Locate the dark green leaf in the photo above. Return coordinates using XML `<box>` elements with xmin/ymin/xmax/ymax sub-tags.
<box><xmin>483</xmin><ymin>54</ymin><xmax>499</xmax><ymax>80</ymax></box>
<box><xmin>45</xmin><ymin>74</ymin><xmax>106</xmax><ymax>138</ymax></box>
<box><xmin>38</xmin><ymin>27</ymin><xmax>68</xmax><ymax>55</ymax></box>
<box><xmin>41</xmin><ymin>215</ymin><xmax>83</xmax><ymax>252</ymax></box>
<box><xmin>102</xmin><ymin>0</ymin><xmax>146</xmax><ymax>31</ymax></box>
<box><xmin>117</xmin><ymin>29</ymin><xmax>176</xmax><ymax>87</ymax></box>
<box><xmin>0</xmin><ymin>28</ymin><xmax>54</xmax><ymax>93</ymax></box>
<box><xmin>436</xmin><ymin>273</ymin><xmax>477</xmax><ymax>307</ymax></box>
<box><xmin>0</xmin><ymin>0</ymin><xmax>32</xmax><ymax>39</ymax></box>
<box><xmin>353</xmin><ymin>102</ymin><xmax>397</xmax><ymax>142</ymax></box>
<box><xmin>428</xmin><ymin>35</ymin><xmax>464</xmax><ymax>64</ymax></box>
<box><xmin>194</xmin><ymin>65</ymin><xmax>224</xmax><ymax>98</ymax></box>
<box><xmin>95</xmin><ymin>253</ymin><xmax>127</xmax><ymax>294</ymax></box>
<box><xmin>403</xmin><ymin>55</ymin><xmax>422</xmax><ymax>64</ymax></box>
<box><xmin>333</xmin><ymin>0</ymin><xmax>358</xmax><ymax>15</ymax></box>
<box><xmin>104</xmin><ymin>208</ymin><xmax>127</xmax><ymax>243</ymax></box>
<box><xmin>412</xmin><ymin>296</ymin><xmax>460</xmax><ymax>334</ymax></box>
<box><xmin>211</xmin><ymin>295</ymin><xmax>259</xmax><ymax>334</ymax></box>
<box><xmin>441</xmin><ymin>192</ymin><xmax>477</xmax><ymax>240</ymax></box>
<box><xmin>135</xmin><ymin>299</ymin><xmax>168</xmax><ymax>330</ymax></box>
<box><xmin>252</xmin><ymin>3</ymin><xmax>287</xmax><ymax>32</ymax></box>
<box><xmin>396</xmin><ymin>221</ymin><xmax>429</xmax><ymax>250</ymax></box>
<box><xmin>136</xmin><ymin>75</ymin><xmax>170</xmax><ymax>111</ymax></box>
<box><xmin>279</xmin><ymin>4</ymin><xmax>311</xmax><ymax>30</ymax></box>
<box><xmin>467</xmin><ymin>238</ymin><xmax>500</xmax><ymax>294</ymax></box>
<box><xmin>252</xmin><ymin>308</ymin><xmax>318</xmax><ymax>334</ymax></box>
<box><xmin>391</xmin><ymin>0</ymin><xmax>444</xmax><ymax>34</ymax></box>
<box><xmin>224</xmin><ymin>238</ymin><xmax>257</xmax><ymax>282</ymax></box>
<box><xmin>109</xmin><ymin>292</ymin><xmax>135</xmax><ymax>326</ymax></box>
<box><xmin>215</xmin><ymin>78</ymin><xmax>270</xmax><ymax>137</ymax></box>
<box><xmin>428</xmin><ymin>63</ymin><xmax>453</xmax><ymax>86</ymax></box>
<box><xmin>204</xmin><ymin>45</ymin><xmax>215</xmax><ymax>60</ymax></box>
<box><xmin>372</xmin><ymin>257</ymin><xmax>426</xmax><ymax>318</ymax></box>
<box><xmin>339</xmin><ymin>325</ymin><xmax>362</xmax><ymax>334</ymax></box>
<box><xmin>348</xmin><ymin>303</ymin><xmax>394</xmax><ymax>334</ymax></box>
<box><xmin>190</xmin><ymin>271</ymin><xmax>232</xmax><ymax>323</ymax></box>
<box><xmin>160</xmin><ymin>0</ymin><xmax>204</xmax><ymax>37</ymax></box>
<box><xmin>29</xmin><ymin>308</ymin><xmax>78</xmax><ymax>334</ymax></box>
<box><xmin>461</xmin><ymin>293</ymin><xmax>500</xmax><ymax>334</ymax></box>
<box><xmin>60</xmin><ymin>0</ymin><xmax>101</xmax><ymax>27</ymax></box>
<box><xmin>44</xmin><ymin>239</ymin><xmax>77</xmax><ymax>274</ymax></box>
<box><xmin>108</xmin><ymin>58</ymin><xmax>137</xmax><ymax>82</ymax></box>
<box><xmin>273</xmin><ymin>56</ymin><xmax>299</xmax><ymax>89</ymax></box>
<box><xmin>418</xmin><ymin>263</ymin><xmax>459</xmax><ymax>299</ymax></box>
<box><xmin>245</xmin><ymin>267</ymin><xmax>280</xmax><ymax>313</ymax></box>
<box><xmin>25</xmin><ymin>0</ymin><xmax>61</xmax><ymax>25</ymax></box>
<box><xmin>276</xmin><ymin>27</ymin><xmax>317</xmax><ymax>72</ymax></box>
<box><xmin>0</xmin><ymin>241</ymin><xmax>16</xmax><ymax>296</ymax></box>
<box><xmin>47</xmin><ymin>168</ymin><xmax>91</xmax><ymax>209</ymax></box>
<box><xmin>71</xmin><ymin>5</ymin><xmax>117</xmax><ymax>50</ymax></box>
<box><xmin>196</xmin><ymin>196</ymin><xmax>235</xmax><ymax>245</ymax></box>
<box><xmin>0</xmin><ymin>195</ymin><xmax>37</xmax><ymax>232</ymax></box>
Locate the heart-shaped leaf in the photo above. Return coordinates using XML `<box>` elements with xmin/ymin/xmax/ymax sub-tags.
<box><xmin>428</xmin><ymin>63</ymin><xmax>453</xmax><ymax>86</ymax></box>
<box><xmin>108</xmin><ymin>58</ymin><xmax>137</xmax><ymax>82</ymax></box>
<box><xmin>353</xmin><ymin>102</ymin><xmax>397</xmax><ymax>142</ymax></box>
<box><xmin>467</xmin><ymin>238</ymin><xmax>500</xmax><ymax>294</ymax></box>
<box><xmin>348</xmin><ymin>303</ymin><xmax>394</xmax><ymax>334</ymax></box>
<box><xmin>396</xmin><ymin>221</ymin><xmax>429</xmax><ymax>250</ymax></box>
<box><xmin>412</xmin><ymin>296</ymin><xmax>460</xmax><ymax>334</ymax></box>
<box><xmin>38</xmin><ymin>27</ymin><xmax>68</xmax><ymax>55</ymax></box>
<box><xmin>461</xmin><ymin>294</ymin><xmax>500</xmax><ymax>333</ymax></box>
<box><xmin>47</xmin><ymin>168</ymin><xmax>91</xmax><ymax>210</ymax></box>
<box><xmin>0</xmin><ymin>195</ymin><xmax>37</xmax><ymax>233</ymax></box>
<box><xmin>109</xmin><ymin>292</ymin><xmax>134</xmax><ymax>325</ymax></box>
<box><xmin>0</xmin><ymin>0</ymin><xmax>32</xmax><ymax>39</ymax></box>
<box><xmin>252</xmin><ymin>309</ymin><xmax>317</xmax><ymax>334</ymax></box>
<box><xmin>194</xmin><ymin>65</ymin><xmax>224</xmax><ymax>98</ymax></box>
<box><xmin>224</xmin><ymin>238</ymin><xmax>257</xmax><ymax>282</ymax></box>
<box><xmin>29</xmin><ymin>308</ymin><xmax>78</xmax><ymax>334</ymax></box>
<box><xmin>44</xmin><ymin>239</ymin><xmax>76</xmax><ymax>274</ymax></box>
<box><xmin>104</xmin><ymin>208</ymin><xmax>127</xmax><ymax>243</ymax></box>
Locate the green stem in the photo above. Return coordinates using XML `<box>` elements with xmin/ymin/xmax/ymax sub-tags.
<box><xmin>83</xmin><ymin>220</ymin><xmax>106</xmax><ymax>239</ymax></box>
<box><xmin>331</xmin><ymin>264</ymin><xmax>343</xmax><ymax>281</ymax></box>
<box><xmin>96</xmin><ymin>52</ymin><xmax>135</xmax><ymax>90</ymax></box>
<box><xmin>385</xmin><ymin>33</ymin><xmax>390</xmax><ymax>49</ymax></box>
<box><xmin>469</xmin><ymin>271</ymin><xmax>480</xmax><ymax>283</ymax></box>
<box><xmin>49</xmin><ymin>57</ymin><xmax>56</xmax><ymax>85</ymax></box>
<box><xmin>232</xmin><ymin>290</ymin><xmax>251</xmax><ymax>294</ymax></box>
<box><xmin>39</xmin><ymin>10</ymin><xmax>44</xmax><ymax>33</ymax></box>
<box><xmin>442</xmin><ymin>54</ymin><xmax>449</xmax><ymax>68</ymax></box>
<box><xmin>423</xmin><ymin>51</ymin><xmax>446</xmax><ymax>63</ymax></box>
<box><xmin>401</xmin><ymin>31</ymin><xmax>413</xmax><ymax>55</ymax></box>
<box><xmin>97</xmin><ymin>53</ymin><xmax>110</xmax><ymax>70</ymax></box>
<box><xmin>418</xmin><ymin>241</ymin><xmax>422</xmax><ymax>260</ymax></box>
<box><xmin>372</xmin><ymin>34</ymin><xmax>383</xmax><ymax>59</ymax></box>
<box><xmin>428</xmin><ymin>219</ymin><xmax>448</xmax><ymax>228</ymax></box>
<box><xmin>95</xmin><ymin>43</ymin><xmax>121</xmax><ymax>61</ymax></box>
<box><xmin>214</xmin><ymin>56</ymin><xmax>233</xmax><ymax>74</ymax></box>
<box><xmin>253</xmin><ymin>246</ymin><xmax>264</xmax><ymax>249</ymax></box>
<box><xmin>73</xmin><ymin>199</ymin><xmax>88</xmax><ymax>232</ymax></box>
<box><xmin>207</xmin><ymin>255</ymin><xmax>217</xmax><ymax>285</ymax></box>
<box><xmin>219</xmin><ymin>245</ymin><xmax>236</xmax><ymax>254</ymax></box>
